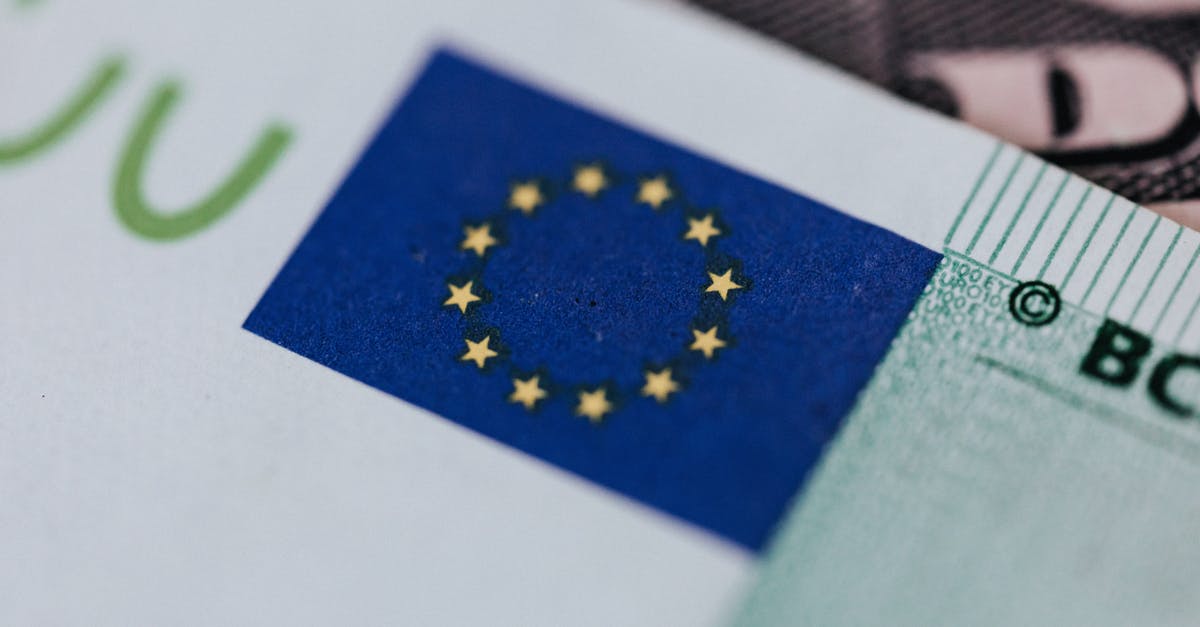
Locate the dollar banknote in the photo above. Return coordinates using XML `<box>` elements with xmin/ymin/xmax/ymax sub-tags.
<box><xmin>3</xmin><ymin>0</ymin><xmax>1200</xmax><ymax>625</ymax></box>
<box><xmin>691</xmin><ymin>0</ymin><xmax>1200</xmax><ymax>230</ymax></box>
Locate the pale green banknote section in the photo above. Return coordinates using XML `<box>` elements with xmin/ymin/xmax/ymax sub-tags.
<box><xmin>738</xmin><ymin>144</ymin><xmax>1200</xmax><ymax>626</ymax></box>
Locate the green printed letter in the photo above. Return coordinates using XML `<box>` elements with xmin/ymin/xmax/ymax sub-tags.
<box><xmin>1148</xmin><ymin>354</ymin><xmax>1200</xmax><ymax>417</ymax></box>
<box><xmin>113</xmin><ymin>80</ymin><xmax>292</xmax><ymax>241</ymax></box>
<box><xmin>0</xmin><ymin>56</ymin><xmax>124</xmax><ymax>164</ymax></box>
<box><xmin>1080</xmin><ymin>320</ymin><xmax>1152</xmax><ymax>386</ymax></box>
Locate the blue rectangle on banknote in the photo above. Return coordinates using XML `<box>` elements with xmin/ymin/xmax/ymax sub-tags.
<box><xmin>244</xmin><ymin>49</ymin><xmax>941</xmax><ymax>551</ymax></box>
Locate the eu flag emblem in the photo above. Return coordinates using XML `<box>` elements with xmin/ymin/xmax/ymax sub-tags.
<box><xmin>244</xmin><ymin>49</ymin><xmax>940</xmax><ymax>551</ymax></box>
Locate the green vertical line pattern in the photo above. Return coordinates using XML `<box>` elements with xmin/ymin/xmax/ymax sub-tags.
<box><xmin>1063</xmin><ymin>193</ymin><xmax>1117</xmax><ymax>292</ymax></box>
<box><xmin>1104</xmin><ymin>215</ymin><xmax>1160</xmax><ymax>318</ymax></box>
<box><xmin>945</xmin><ymin>141</ymin><xmax>1004</xmax><ymax>247</ymax></box>
<box><xmin>1079</xmin><ymin>200</ymin><xmax>1133</xmax><ymax>307</ymax></box>
<box><xmin>112</xmin><ymin>80</ymin><xmax>293</xmax><ymax>241</ymax></box>
<box><xmin>1152</xmin><ymin>242</ymin><xmax>1200</xmax><ymax>335</ymax></box>
<box><xmin>1130</xmin><ymin>224</ymin><xmax>1181</xmax><ymax>323</ymax></box>
<box><xmin>1039</xmin><ymin>185</ymin><xmax>1091</xmax><ymax>280</ymax></box>
<box><xmin>0</xmin><ymin>56</ymin><xmax>125</xmax><ymax>163</ymax></box>
<box><xmin>1173</xmin><ymin>289</ymin><xmax>1200</xmax><ymax>347</ymax></box>
<box><xmin>989</xmin><ymin>162</ymin><xmax>1048</xmax><ymax>266</ymax></box>
<box><xmin>966</xmin><ymin>152</ymin><xmax>1026</xmax><ymax>257</ymax></box>
<box><xmin>1013</xmin><ymin>170</ymin><xmax>1069</xmax><ymax>276</ymax></box>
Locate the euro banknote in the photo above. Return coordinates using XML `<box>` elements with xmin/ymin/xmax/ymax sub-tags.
<box><xmin>2</xmin><ymin>0</ymin><xmax>1198</xmax><ymax>626</ymax></box>
<box><xmin>692</xmin><ymin>0</ymin><xmax>1200</xmax><ymax>231</ymax></box>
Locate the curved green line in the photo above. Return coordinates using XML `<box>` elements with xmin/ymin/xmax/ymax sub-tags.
<box><xmin>113</xmin><ymin>80</ymin><xmax>293</xmax><ymax>241</ymax></box>
<box><xmin>0</xmin><ymin>56</ymin><xmax>125</xmax><ymax>164</ymax></box>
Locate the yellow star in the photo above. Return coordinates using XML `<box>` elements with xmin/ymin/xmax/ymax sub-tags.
<box><xmin>641</xmin><ymin>368</ymin><xmax>680</xmax><ymax>403</ymax></box>
<box><xmin>572</xmin><ymin>164</ymin><xmax>608</xmax><ymax>197</ymax></box>
<box><xmin>636</xmin><ymin>176</ymin><xmax>673</xmax><ymax>209</ymax></box>
<box><xmin>705</xmin><ymin>268</ymin><xmax>743</xmax><ymax>301</ymax></box>
<box><xmin>461</xmin><ymin>223</ymin><xmax>498</xmax><ymax>257</ymax></box>
<box><xmin>684</xmin><ymin>214</ymin><xmax>722</xmax><ymax>247</ymax></box>
<box><xmin>509</xmin><ymin>375</ymin><xmax>549</xmax><ymax>410</ymax></box>
<box><xmin>443</xmin><ymin>280</ymin><xmax>481</xmax><ymax>314</ymax></box>
<box><xmin>461</xmin><ymin>335</ymin><xmax>498</xmax><ymax>368</ymax></box>
<box><xmin>508</xmin><ymin>181</ymin><xmax>544</xmax><ymax>215</ymax></box>
<box><xmin>576</xmin><ymin>387</ymin><xmax>612</xmax><ymax>422</ymax></box>
<box><xmin>690</xmin><ymin>326</ymin><xmax>727</xmax><ymax>359</ymax></box>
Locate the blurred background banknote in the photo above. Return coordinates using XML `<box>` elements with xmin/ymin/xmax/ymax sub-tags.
<box><xmin>692</xmin><ymin>0</ymin><xmax>1200</xmax><ymax>229</ymax></box>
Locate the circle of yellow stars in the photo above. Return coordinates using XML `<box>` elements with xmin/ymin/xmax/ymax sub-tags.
<box><xmin>441</xmin><ymin>162</ymin><xmax>747</xmax><ymax>423</ymax></box>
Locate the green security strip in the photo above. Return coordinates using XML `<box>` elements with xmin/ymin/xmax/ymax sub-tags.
<box><xmin>112</xmin><ymin>81</ymin><xmax>293</xmax><ymax>241</ymax></box>
<box><xmin>1174</xmin><ymin>288</ymin><xmax>1200</xmax><ymax>346</ymax></box>
<box><xmin>988</xmin><ymin>161</ymin><xmax>1046</xmax><ymax>266</ymax></box>
<box><xmin>738</xmin><ymin>251</ymin><xmax>1200</xmax><ymax>626</ymax></box>
<box><xmin>944</xmin><ymin>142</ymin><xmax>1002</xmax><ymax>247</ymax></box>
<box><xmin>943</xmin><ymin>142</ymin><xmax>1200</xmax><ymax>348</ymax></box>
<box><xmin>1130</xmin><ymin>223</ymin><xmax>1181</xmax><ymax>323</ymax></box>
<box><xmin>1038</xmin><ymin>185</ymin><xmax>1090</xmax><ymax>281</ymax></box>
<box><xmin>964</xmin><ymin>152</ymin><xmax>1024</xmax><ymax>257</ymax></box>
<box><xmin>739</xmin><ymin>147</ymin><xmax>1200</xmax><ymax>625</ymax></box>
<box><xmin>1061</xmin><ymin>193</ymin><xmax>1116</xmax><ymax>292</ymax></box>
<box><xmin>1103</xmin><ymin>215</ymin><xmax>1160</xmax><ymax>317</ymax></box>
<box><xmin>1080</xmin><ymin>205</ymin><xmax>1135</xmax><ymax>307</ymax></box>
<box><xmin>1154</xmin><ymin>245</ymin><xmax>1200</xmax><ymax>336</ymax></box>
<box><xmin>1013</xmin><ymin>171</ymin><xmax>1069</xmax><ymax>276</ymax></box>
